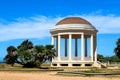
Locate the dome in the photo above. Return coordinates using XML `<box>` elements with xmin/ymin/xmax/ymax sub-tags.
<box><xmin>52</xmin><ymin>17</ymin><xmax>96</xmax><ymax>30</ymax></box>
<box><xmin>56</xmin><ymin>17</ymin><xmax>92</xmax><ymax>25</ymax></box>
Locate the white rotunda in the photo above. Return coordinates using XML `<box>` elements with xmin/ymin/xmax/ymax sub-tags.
<box><xmin>50</xmin><ymin>17</ymin><xmax>99</xmax><ymax>67</ymax></box>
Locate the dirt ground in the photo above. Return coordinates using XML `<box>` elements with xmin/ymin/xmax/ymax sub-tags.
<box><xmin>0</xmin><ymin>71</ymin><xmax>119</xmax><ymax>80</ymax></box>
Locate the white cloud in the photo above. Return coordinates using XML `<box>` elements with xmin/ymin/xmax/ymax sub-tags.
<box><xmin>80</xmin><ymin>15</ymin><xmax>120</xmax><ymax>33</ymax></box>
<box><xmin>0</xmin><ymin>15</ymin><xmax>120</xmax><ymax>41</ymax></box>
<box><xmin>0</xmin><ymin>16</ymin><xmax>62</xmax><ymax>41</ymax></box>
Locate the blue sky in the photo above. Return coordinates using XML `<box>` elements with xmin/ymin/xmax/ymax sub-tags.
<box><xmin>0</xmin><ymin>0</ymin><xmax>120</xmax><ymax>61</ymax></box>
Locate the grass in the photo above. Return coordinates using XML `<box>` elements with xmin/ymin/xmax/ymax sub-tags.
<box><xmin>0</xmin><ymin>63</ymin><xmax>63</xmax><ymax>72</ymax></box>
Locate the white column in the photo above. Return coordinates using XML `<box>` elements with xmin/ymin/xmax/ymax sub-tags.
<box><xmin>51</xmin><ymin>36</ymin><xmax>54</xmax><ymax>63</ymax></box>
<box><xmin>91</xmin><ymin>34</ymin><xmax>94</xmax><ymax>61</ymax></box>
<box><xmin>58</xmin><ymin>35</ymin><xmax>61</xmax><ymax>61</ymax></box>
<box><xmin>95</xmin><ymin>48</ymin><xmax>97</xmax><ymax>62</ymax></box>
<box><xmin>56</xmin><ymin>37</ymin><xmax>58</xmax><ymax>57</ymax></box>
<box><xmin>69</xmin><ymin>34</ymin><xmax>72</xmax><ymax>61</ymax></box>
<box><xmin>94</xmin><ymin>36</ymin><xmax>97</xmax><ymax>62</ymax></box>
<box><xmin>81</xmin><ymin>33</ymin><xmax>85</xmax><ymax>61</ymax></box>
<box><xmin>51</xmin><ymin>36</ymin><xmax>54</xmax><ymax>45</ymax></box>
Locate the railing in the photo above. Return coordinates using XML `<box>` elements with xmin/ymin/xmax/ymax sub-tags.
<box><xmin>61</xmin><ymin>57</ymin><xmax>69</xmax><ymax>60</ymax></box>
<box><xmin>72</xmin><ymin>57</ymin><xmax>81</xmax><ymax>60</ymax></box>
<box><xmin>84</xmin><ymin>57</ymin><xmax>91</xmax><ymax>61</ymax></box>
<box><xmin>52</xmin><ymin>57</ymin><xmax>92</xmax><ymax>61</ymax></box>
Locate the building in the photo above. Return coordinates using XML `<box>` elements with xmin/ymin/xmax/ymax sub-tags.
<box><xmin>50</xmin><ymin>17</ymin><xmax>101</xmax><ymax>67</ymax></box>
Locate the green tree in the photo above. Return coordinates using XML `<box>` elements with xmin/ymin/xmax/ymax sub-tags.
<box><xmin>45</xmin><ymin>45</ymin><xmax>55</xmax><ymax>61</ymax></box>
<box><xmin>4</xmin><ymin>39</ymin><xmax>55</xmax><ymax>68</ymax></box>
<box><xmin>114</xmin><ymin>38</ymin><xmax>120</xmax><ymax>59</ymax></box>
<box><xmin>17</xmin><ymin>40</ymin><xmax>35</xmax><ymax>67</ymax></box>
<box><xmin>7</xmin><ymin>46</ymin><xmax>17</xmax><ymax>55</ymax></box>
<box><xmin>97</xmin><ymin>54</ymin><xmax>104</xmax><ymax>62</ymax></box>
<box><xmin>34</xmin><ymin>45</ymin><xmax>55</xmax><ymax>66</ymax></box>
<box><xmin>110</xmin><ymin>55</ymin><xmax>120</xmax><ymax>62</ymax></box>
<box><xmin>4</xmin><ymin>46</ymin><xmax>17</xmax><ymax>66</ymax></box>
<box><xmin>34</xmin><ymin>45</ymin><xmax>46</xmax><ymax>66</ymax></box>
<box><xmin>103</xmin><ymin>56</ymin><xmax>111</xmax><ymax>62</ymax></box>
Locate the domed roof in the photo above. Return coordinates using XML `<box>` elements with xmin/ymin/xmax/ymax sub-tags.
<box><xmin>53</xmin><ymin>17</ymin><xmax>97</xmax><ymax>30</ymax></box>
<box><xmin>56</xmin><ymin>17</ymin><xmax>92</xmax><ymax>25</ymax></box>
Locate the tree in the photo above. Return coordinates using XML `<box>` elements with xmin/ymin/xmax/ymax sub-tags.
<box><xmin>4</xmin><ymin>46</ymin><xmax>17</xmax><ymax>66</ymax></box>
<box><xmin>34</xmin><ymin>45</ymin><xmax>55</xmax><ymax>66</ymax></box>
<box><xmin>7</xmin><ymin>46</ymin><xmax>17</xmax><ymax>56</ymax></box>
<box><xmin>97</xmin><ymin>54</ymin><xmax>104</xmax><ymax>62</ymax></box>
<box><xmin>17</xmin><ymin>40</ymin><xmax>35</xmax><ymax>67</ymax></box>
<box><xmin>4</xmin><ymin>39</ymin><xmax>56</xmax><ymax>68</ymax></box>
<box><xmin>45</xmin><ymin>45</ymin><xmax>55</xmax><ymax>61</ymax></box>
<box><xmin>110</xmin><ymin>55</ymin><xmax>120</xmax><ymax>62</ymax></box>
<box><xmin>114</xmin><ymin>38</ymin><xmax>120</xmax><ymax>59</ymax></box>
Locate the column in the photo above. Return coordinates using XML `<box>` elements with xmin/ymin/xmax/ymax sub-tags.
<box><xmin>69</xmin><ymin>34</ymin><xmax>72</xmax><ymax>61</ymax></box>
<box><xmin>51</xmin><ymin>36</ymin><xmax>54</xmax><ymax>63</ymax></box>
<box><xmin>95</xmin><ymin>48</ymin><xmax>97</xmax><ymax>62</ymax></box>
<box><xmin>65</xmin><ymin>38</ymin><xmax>67</xmax><ymax>57</ymax></box>
<box><xmin>56</xmin><ymin>37</ymin><xmax>58</xmax><ymax>57</ymax></box>
<box><xmin>85</xmin><ymin>38</ymin><xmax>87</xmax><ymax>57</ymax></box>
<box><xmin>94</xmin><ymin>35</ymin><xmax>97</xmax><ymax>62</ymax></box>
<box><xmin>51</xmin><ymin>36</ymin><xmax>54</xmax><ymax>45</ymax></box>
<box><xmin>58</xmin><ymin>35</ymin><xmax>61</xmax><ymax>61</ymax></box>
<box><xmin>91</xmin><ymin>34</ymin><xmax>94</xmax><ymax>61</ymax></box>
<box><xmin>75</xmin><ymin>38</ymin><xmax>78</xmax><ymax>57</ymax></box>
<box><xmin>81</xmin><ymin>33</ymin><xmax>85</xmax><ymax>61</ymax></box>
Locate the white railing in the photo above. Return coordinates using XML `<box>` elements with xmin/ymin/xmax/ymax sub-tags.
<box><xmin>84</xmin><ymin>57</ymin><xmax>91</xmax><ymax>61</ymax></box>
<box><xmin>52</xmin><ymin>57</ymin><xmax>92</xmax><ymax>61</ymax></box>
<box><xmin>72</xmin><ymin>57</ymin><xmax>81</xmax><ymax>60</ymax></box>
<box><xmin>61</xmin><ymin>57</ymin><xmax>69</xmax><ymax>60</ymax></box>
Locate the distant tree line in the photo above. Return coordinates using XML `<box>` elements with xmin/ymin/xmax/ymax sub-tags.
<box><xmin>4</xmin><ymin>40</ymin><xmax>55</xmax><ymax>67</ymax></box>
<box><xmin>98</xmin><ymin>38</ymin><xmax>120</xmax><ymax>63</ymax></box>
<box><xmin>97</xmin><ymin>54</ymin><xmax>120</xmax><ymax>63</ymax></box>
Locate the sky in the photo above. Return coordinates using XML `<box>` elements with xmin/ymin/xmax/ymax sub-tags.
<box><xmin>0</xmin><ymin>0</ymin><xmax>120</xmax><ymax>61</ymax></box>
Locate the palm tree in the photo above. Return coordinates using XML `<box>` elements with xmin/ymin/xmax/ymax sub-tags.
<box><xmin>45</xmin><ymin>45</ymin><xmax>55</xmax><ymax>61</ymax></box>
<box><xmin>17</xmin><ymin>39</ymin><xmax>33</xmax><ymax>50</ymax></box>
<box><xmin>34</xmin><ymin>45</ymin><xmax>55</xmax><ymax>65</ymax></box>
<box><xmin>7</xmin><ymin>46</ymin><xmax>17</xmax><ymax>56</ymax></box>
<box><xmin>17</xmin><ymin>40</ymin><xmax>34</xmax><ymax>67</ymax></box>
<box><xmin>34</xmin><ymin>45</ymin><xmax>46</xmax><ymax>64</ymax></box>
<box><xmin>4</xmin><ymin>46</ymin><xmax>17</xmax><ymax>66</ymax></box>
<box><xmin>114</xmin><ymin>38</ymin><xmax>120</xmax><ymax>59</ymax></box>
<box><xmin>4</xmin><ymin>39</ymin><xmax>56</xmax><ymax>67</ymax></box>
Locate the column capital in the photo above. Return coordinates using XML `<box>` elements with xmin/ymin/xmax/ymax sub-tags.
<box><xmin>81</xmin><ymin>32</ymin><xmax>85</xmax><ymax>35</ymax></box>
<box><xmin>58</xmin><ymin>34</ymin><xmax>61</xmax><ymax>36</ymax></box>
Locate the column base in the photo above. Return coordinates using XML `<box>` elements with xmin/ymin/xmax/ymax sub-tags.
<box><xmin>57</xmin><ymin>63</ymin><xmax>60</xmax><ymax>67</ymax></box>
<box><xmin>68</xmin><ymin>63</ymin><xmax>72</xmax><ymax>67</ymax></box>
<box><xmin>81</xmin><ymin>64</ymin><xmax>85</xmax><ymax>67</ymax></box>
